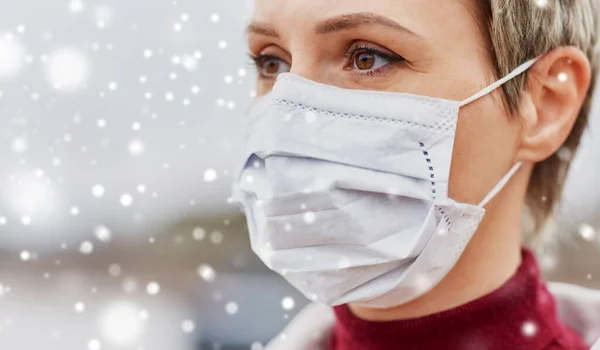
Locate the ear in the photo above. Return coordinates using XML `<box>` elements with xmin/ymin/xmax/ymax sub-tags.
<box><xmin>516</xmin><ymin>46</ymin><xmax>592</xmax><ymax>163</ymax></box>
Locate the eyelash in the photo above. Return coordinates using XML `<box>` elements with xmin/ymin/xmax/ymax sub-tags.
<box><xmin>248</xmin><ymin>44</ymin><xmax>407</xmax><ymax>78</ymax></box>
<box><xmin>344</xmin><ymin>45</ymin><xmax>406</xmax><ymax>76</ymax></box>
<box><xmin>248</xmin><ymin>53</ymin><xmax>280</xmax><ymax>74</ymax></box>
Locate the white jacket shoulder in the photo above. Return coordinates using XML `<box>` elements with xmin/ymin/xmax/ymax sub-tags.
<box><xmin>266</xmin><ymin>303</ymin><xmax>334</xmax><ymax>350</ymax></box>
<box><xmin>548</xmin><ymin>282</ymin><xmax>600</xmax><ymax>349</ymax></box>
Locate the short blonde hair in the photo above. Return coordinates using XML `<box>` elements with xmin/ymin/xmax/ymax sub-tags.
<box><xmin>475</xmin><ymin>0</ymin><xmax>599</xmax><ymax>231</ymax></box>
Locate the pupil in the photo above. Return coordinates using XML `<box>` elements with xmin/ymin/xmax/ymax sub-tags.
<box><xmin>356</xmin><ymin>53</ymin><xmax>375</xmax><ymax>70</ymax></box>
<box><xmin>265</xmin><ymin>61</ymin><xmax>279</xmax><ymax>74</ymax></box>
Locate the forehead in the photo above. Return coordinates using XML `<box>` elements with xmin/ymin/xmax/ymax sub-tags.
<box><xmin>252</xmin><ymin>0</ymin><xmax>478</xmax><ymax>37</ymax></box>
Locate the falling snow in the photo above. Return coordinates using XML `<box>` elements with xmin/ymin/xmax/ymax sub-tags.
<box><xmin>94</xmin><ymin>225</ymin><xmax>112</xmax><ymax>242</ymax></box>
<box><xmin>94</xmin><ymin>6</ymin><xmax>113</xmax><ymax>28</ymax></box>
<box><xmin>225</xmin><ymin>301</ymin><xmax>238</xmax><ymax>315</ymax></box>
<box><xmin>21</xmin><ymin>216</ymin><xmax>32</xmax><ymax>226</ymax></box>
<box><xmin>128</xmin><ymin>139</ymin><xmax>145</xmax><ymax>156</ymax></box>
<box><xmin>122</xmin><ymin>278</ymin><xmax>138</xmax><ymax>293</ymax></box>
<box><xmin>0</xmin><ymin>2</ymin><xmax>596</xmax><ymax>350</ymax></box>
<box><xmin>20</xmin><ymin>250</ymin><xmax>30</xmax><ymax>261</ymax></box>
<box><xmin>108</xmin><ymin>264</ymin><xmax>121</xmax><ymax>277</ymax></box>
<box><xmin>69</xmin><ymin>0</ymin><xmax>84</xmax><ymax>13</ymax></box>
<box><xmin>0</xmin><ymin>32</ymin><xmax>25</xmax><ymax>78</ymax></box>
<box><xmin>182</xmin><ymin>55</ymin><xmax>198</xmax><ymax>71</ymax></box>
<box><xmin>204</xmin><ymin>169</ymin><xmax>217</xmax><ymax>182</ymax></box>
<box><xmin>120</xmin><ymin>194</ymin><xmax>134</xmax><ymax>207</ymax></box>
<box><xmin>87</xmin><ymin>339</ymin><xmax>101</xmax><ymax>350</ymax></box>
<box><xmin>138</xmin><ymin>309</ymin><xmax>149</xmax><ymax>320</ymax></box>
<box><xmin>74</xmin><ymin>302</ymin><xmax>86</xmax><ymax>313</ymax></box>
<box><xmin>45</xmin><ymin>47</ymin><xmax>90</xmax><ymax>91</ymax></box>
<box><xmin>579</xmin><ymin>223</ymin><xmax>597</xmax><ymax>241</ymax></box>
<box><xmin>146</xmin><ymin>282</ymin><xmax>160</xmax><ymax>295</ymax></box>
<box><xmin>181</xmin><ymin>320</ymin><xmax>195</xmax><ymax>333</ymax></box>
<box><xmin>522</xmin><ymin>321</ymin><xmax>538</xmax><ymax>337</ymax></box>
<box><xmin>79</xmin><ymin>241</ymin><xmax>94</xmax><ymax>254</ymax></box>
<box><xmin>303</xmin><ymin>211</ymin><xmax>316</xmax><ymax>224</ymax></box>
<box><xmin>281</xmin><ymin>297</ymin><xmax>295</xmax><ymax>310</ymax></box>
<box><xmin>100</xmin><ymin>302</ymin><xmax>142</xmax><ymax>345</ymax></box>
<box><xmin>11</xmin><ymin>137</ymin><xmax>28</xmax><ymax>153</ymax></box>
<box><xmin>557</xmin><ymin>72</ymin><xmax>568</xmax><ymax>83</ymax></box>
<box><xmin>91</xmin><ymin>184</ymin><xmax>105</xmax><ymax>198</ymax></box>
<box><xmin>192</xmin><ymin>227</ymin><xmax>206</xmax><ymax>241</ymax></box>
<box><xmin>198</xmin><ymin>264</ymin><xmax>217</xmax><ymax>282</ymax></box>
<box><xmin>210</xmin><ymin>231</ymin><xmax>224</xmax><ymax>244</ymax></box>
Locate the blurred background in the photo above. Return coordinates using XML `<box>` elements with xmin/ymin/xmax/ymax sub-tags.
<box><xmin>0</xmin><ymin>0</ymin><xmax>598</xmax><ymax>349</ymax></box>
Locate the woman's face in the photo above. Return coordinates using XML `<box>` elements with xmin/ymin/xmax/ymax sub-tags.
<box><xmin>248</xmin><ymin>0</ymin><xmax>523</xmax><ymax>205</ymax></box>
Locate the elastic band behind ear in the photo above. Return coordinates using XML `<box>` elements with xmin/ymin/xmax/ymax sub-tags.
<box><xmin>459</xmin><ymin>58</ymin><xmax>538</xmax><ymax>107</ymax></box>
<box><xmin>478</xmin><ymin>162</ymin><xmax>523</xmax><ymax>208</ymax></box>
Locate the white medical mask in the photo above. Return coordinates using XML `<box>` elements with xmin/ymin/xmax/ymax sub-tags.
<box><xmin>229</xmin><ymin>58</ymin><xmax>537</xmax><ymax>308</ymax></box>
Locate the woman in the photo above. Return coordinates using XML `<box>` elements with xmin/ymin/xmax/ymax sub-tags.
<box><xmin>229</xmin><ymin>0</ymin><xmax>600</xmax><ymax>349</ymax></box>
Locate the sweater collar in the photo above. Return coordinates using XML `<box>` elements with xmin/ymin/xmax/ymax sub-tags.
<box><xmin>330</xmin><ymin>249</ymin><xmax>579</xmax><ymax>349</ymax></box>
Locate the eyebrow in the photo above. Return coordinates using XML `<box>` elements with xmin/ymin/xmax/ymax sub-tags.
<box><xmin>246</xmin><ymin>12</ymin><xmax>419</xmax><ymax>38</ymax></box>
<box><xmin>316</xmin><ymin>12</ymin><xmax>419</xmax><ymax>36</ymax></box>
<box><xmin>246</xmin><ymin>22</ymin><xmax>280</xmax><ymax>38</ymax></box>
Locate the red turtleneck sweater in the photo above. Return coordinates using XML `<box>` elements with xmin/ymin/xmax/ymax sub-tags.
<box><xmin>329</xmin><ymin>249</ymin><xmax>587</xmax><ymax>350</ymax></box>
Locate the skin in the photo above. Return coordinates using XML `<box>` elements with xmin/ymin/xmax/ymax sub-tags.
<box><xmin>248</xmin><ymin>0</ymin><xmax>592</xmax><ymax>321</ymax></box>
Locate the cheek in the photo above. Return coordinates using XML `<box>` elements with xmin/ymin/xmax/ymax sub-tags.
<box><xmin>256</xmin><ymin>80</ymin><xmax>275</xmax><ymax>97</ymax></box>
<box><xmin>448</xmin><ymin>96</ymin><xmax>521</xmax><ymax>204</ymax></box>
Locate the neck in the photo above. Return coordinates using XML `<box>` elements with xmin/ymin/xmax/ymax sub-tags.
<box><xmin>348</xmin><ymin>167</ymin><xmax>530</xmax><ymax>321</ymax></box>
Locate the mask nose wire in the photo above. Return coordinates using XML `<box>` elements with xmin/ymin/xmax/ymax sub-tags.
<box><xmin>459</xmin><ymin>58</ymin><xmax>539</xmax><ymax>108</ymax></box>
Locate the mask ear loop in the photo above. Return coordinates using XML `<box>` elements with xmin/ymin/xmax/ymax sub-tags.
<box><xmin>478</xmin><ymin>162</ymin><xmax>523</xmax><ymax>208</ymax></box>
<box><xmin>459</xmin><ymin>58</ymin><xmax>538</xmax><ymax>107</ymax></box>
<box><xmin>456</xmin><ymin>57</ymin><xmax>538</xmax><ymax>207</ymax></box>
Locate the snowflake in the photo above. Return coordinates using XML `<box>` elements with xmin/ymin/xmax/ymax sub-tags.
<box><xmin>225</xmin><ymin>301</ymin><xmax>239</xmax><ymax>315</ymax></box>
<box><xmin>281</xmin><ymin>297</ymin><xmax>295</xmax><ymax>310</ymax></box>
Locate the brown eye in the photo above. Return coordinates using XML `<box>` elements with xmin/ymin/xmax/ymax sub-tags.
<box><xmin>349</xmin><ymin>48</ymin><xmax>396</xmax><ymax>72</ymax></box>
<box><xmin>355</xmin><ymin>52</ymin><xmax>376</xmax><ymax>70</ymax></box>
<box><xmin>264</xmin><ymin>59</ymin><xmax>281</xmax><ymax>75</ymax></box>
<box><xmin>256</xmin><ymin>56</ymin><xmax>291</xmax><ymax>78</ymax></box>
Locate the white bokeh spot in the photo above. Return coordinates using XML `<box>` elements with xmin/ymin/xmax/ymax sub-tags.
<box><xmin>0</xmin><ymin>32</ymin><xmax>25</xmax><ymax>79</ymax></box>
<box><xmin>45</xmin><ymin>47</ymin><xmax>90</xmax><ymax>91</ymax></box>
<box><xmin>100</xmin><ymin>301</ymin><xmax>143</xmax><ymax>346</ymax></box>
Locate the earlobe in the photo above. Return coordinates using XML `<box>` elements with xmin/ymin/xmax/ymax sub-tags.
<box><xmin>516</xmin><ymin>47</ymin><xmax>592</xmax><ymax>164</ymax></box>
